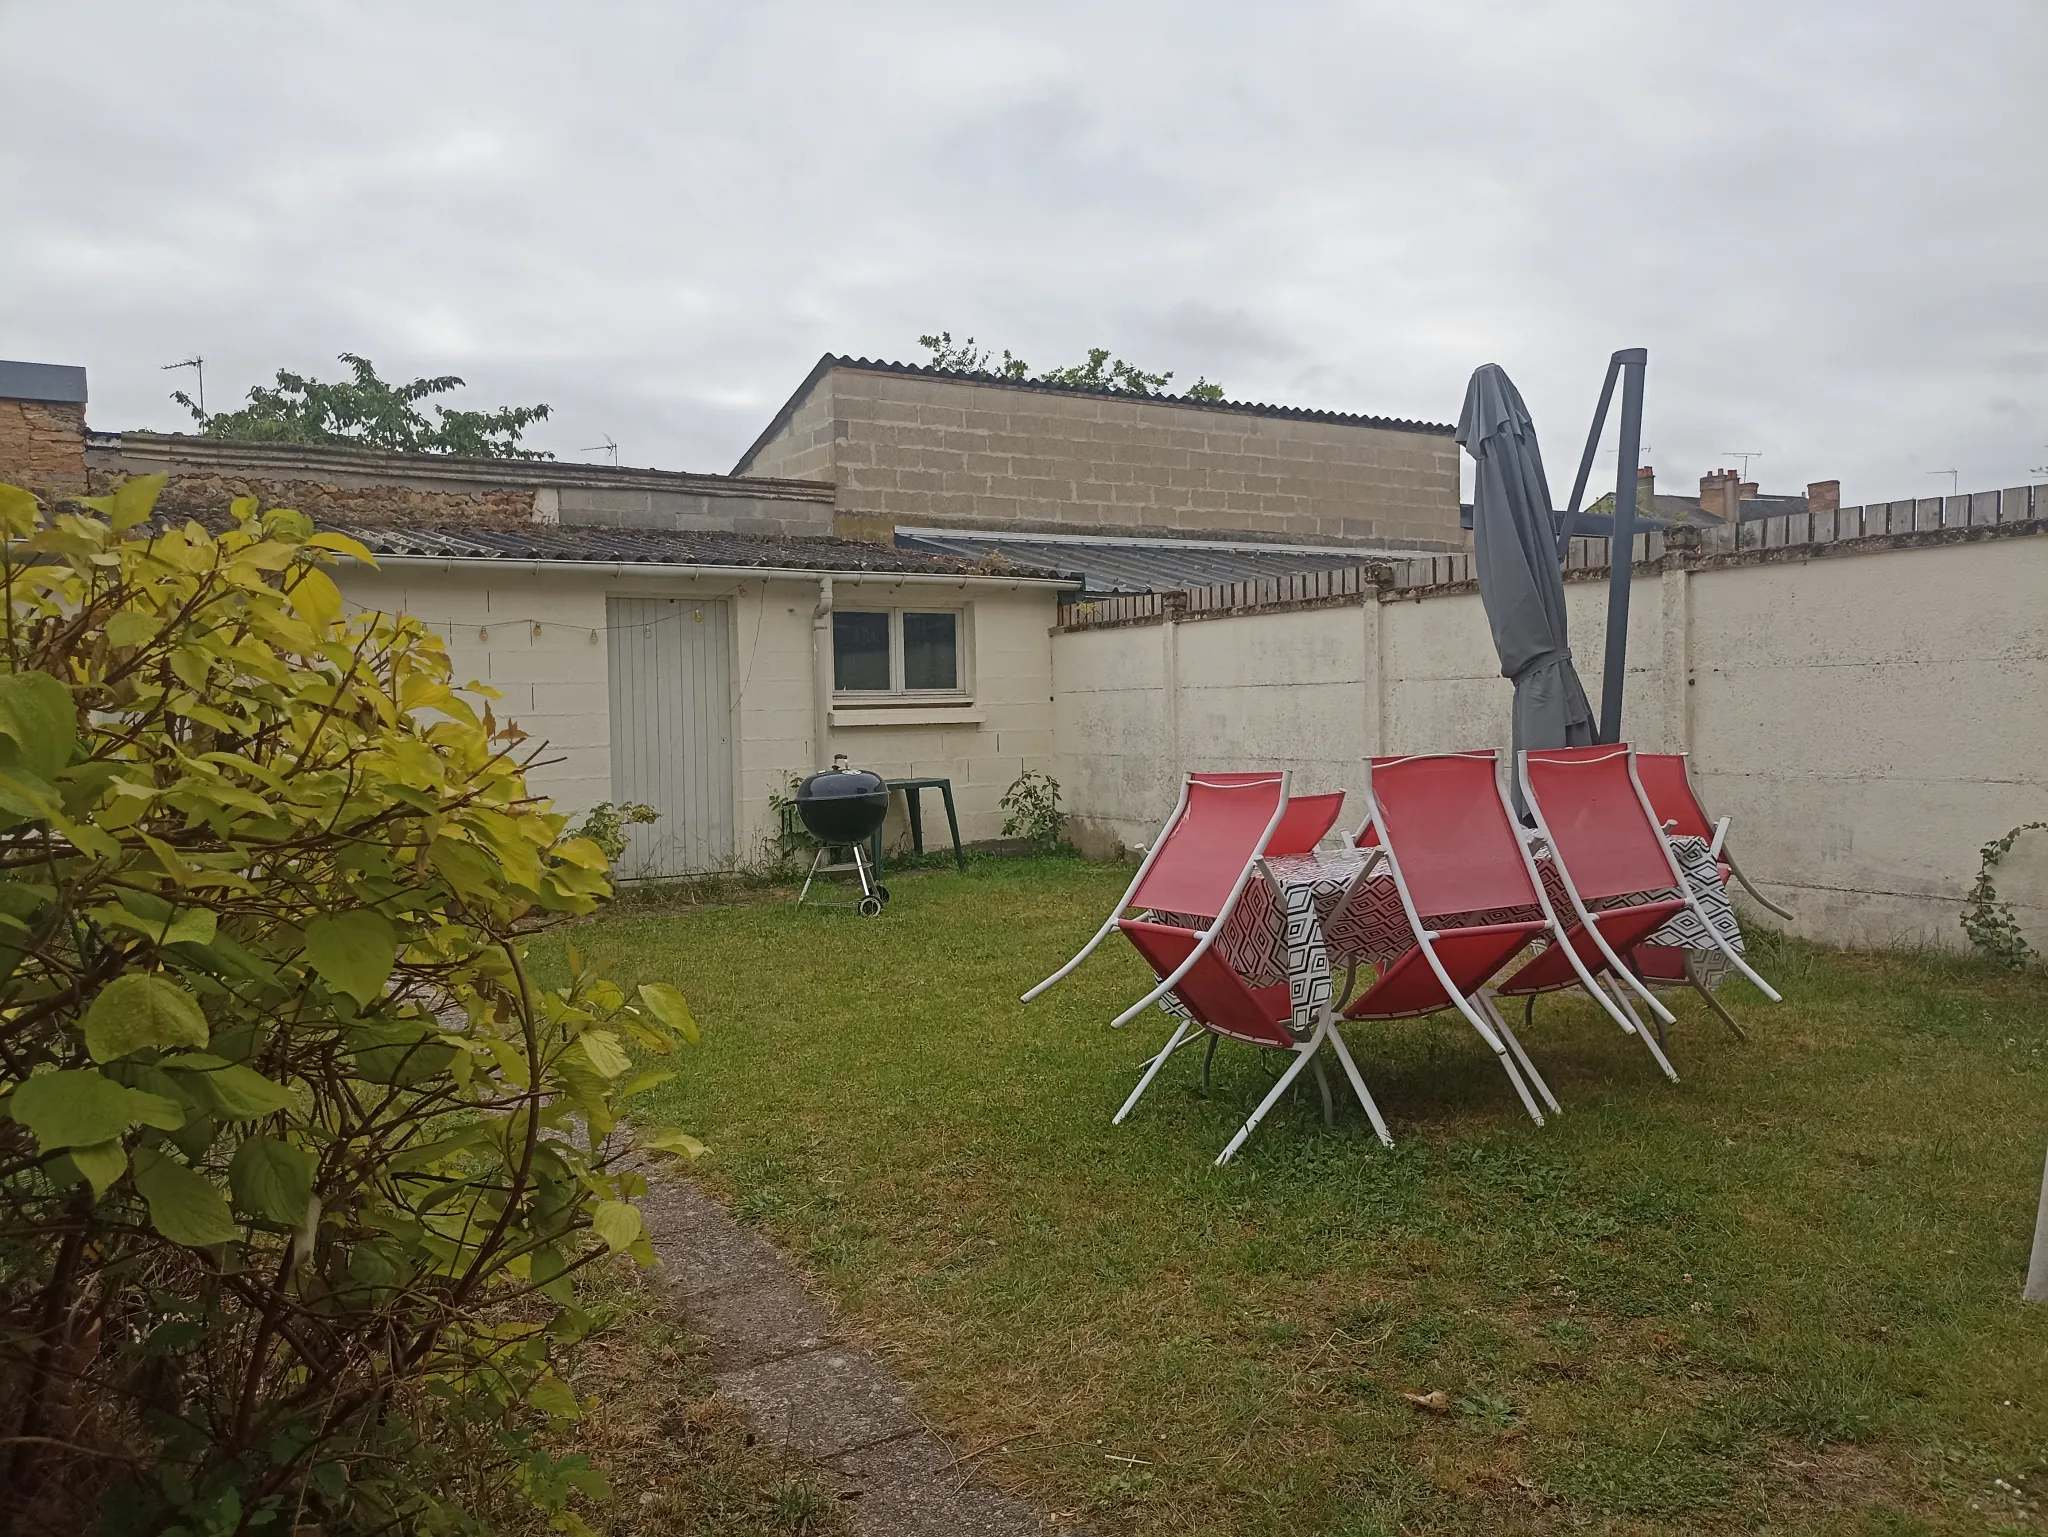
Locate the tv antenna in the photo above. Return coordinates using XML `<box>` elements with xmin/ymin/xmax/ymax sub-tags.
<box><xmin>1721</xmin><ymin>450</ymin><xmax>1761</xmax><ymax>479</ymax></box>
<box><xmin>582</xmin><ymin>434</ymin><xmax>619</xmax><ymax>466</ymax></box>
<box><xmin>2030</xmin><ymin>446</ymin><xmax>2047</xmax><ymax>478</ymax></box>
<box><xmin>161</xmin><ymin>355</ymin><xmax>206</xmax><ymax>415</ymax></box>
<box><xmin>1927</xmin><ymin>468</ymin><xmax>1959</xmax><ymax>496</ymax></box>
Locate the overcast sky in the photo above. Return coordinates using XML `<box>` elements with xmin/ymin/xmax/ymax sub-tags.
<box><xmin>5</xmin><ymin>1</ymin><xmax>2044</xmax><ymax>505</ymax></box>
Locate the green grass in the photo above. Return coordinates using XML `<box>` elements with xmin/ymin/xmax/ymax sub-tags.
<box><xmin>533</xmin><ymin>858</ymin><xmax>2048</xmax><ymax>1535</ymax></box>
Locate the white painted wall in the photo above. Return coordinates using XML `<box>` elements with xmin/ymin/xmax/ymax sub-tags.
<box><xmin>340</xmin><ymin>563</ymin><xmax>1059</xmax><ymax>868</ymax></box>
<box><xmin>1053</xmin><ymin>534</ymin><xmax>2048</xmax><ymax>951</ymax></box>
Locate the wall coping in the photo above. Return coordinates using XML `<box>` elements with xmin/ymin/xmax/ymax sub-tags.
<box><xmin>1054</xmin><ymin>517</ymin><xmax>2048</xmax><ymax>632</ymax></box>
<box><xmin>87</xmin><ymin>431</ymin><xmax>836</xmax><ymax>504</ymax></box>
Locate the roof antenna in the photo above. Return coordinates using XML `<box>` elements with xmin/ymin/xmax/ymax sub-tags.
<box><xmin>1927</xmin><ymin>468</ymin><xmax>1959</xmax><ymax>496</ymax></box>
<box><xmin>1721</xmin><ymin>450</ymin><xmax>1761</xmax><ymax>479</ymax></box>
<box><xmin>581</xmin><ymin>434</ymin><xmax>619</xmax><ymax>466</ymax></box>
<box><xmin>162</xmin><ymin>355</ymin><xmax>206</xmax><ymax>416</ymax></box>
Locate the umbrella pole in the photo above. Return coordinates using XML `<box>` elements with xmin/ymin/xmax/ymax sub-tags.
<box><xmin>1560</xmin><ymin>354</ymin><xmax>1622</xmax><ymax>563</ymax></box>
<box><xmin>1598</xmin><ymin>348</ymin><xmax>1648</xmax><ymax>744</ymax></box>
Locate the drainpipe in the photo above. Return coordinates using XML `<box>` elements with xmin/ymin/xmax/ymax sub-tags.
<box><xmin>811</xmin><ymin>575</ymin><xmax>834</xmax><ymax>770</ymax></box>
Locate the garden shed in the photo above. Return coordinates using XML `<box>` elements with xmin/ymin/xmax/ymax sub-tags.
<box><xmin>332</xmin><ymin>525</ymin><xmax>1069</xmax><ymax>877</ymax></box>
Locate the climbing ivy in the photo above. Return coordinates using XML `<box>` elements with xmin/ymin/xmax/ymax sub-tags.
<box><xmin>1960</xmin><ymin>821</ymin><xmax>2047</xmax><ymax>971</ymax></box>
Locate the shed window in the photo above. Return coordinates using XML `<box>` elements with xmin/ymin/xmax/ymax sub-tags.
<box><xmin>832</xmin><ymin>609</ymin><xmax>964</xmax><ymax>695</ymax></box>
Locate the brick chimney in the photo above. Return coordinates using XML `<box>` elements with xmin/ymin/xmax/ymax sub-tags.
<box><xmin>1636</xmin><ymin>464</ymin><xmax>1655</xmax><ymax>502</ymax></box>
<box><xmin>1738</xmin><ymin>480</ymin><xmax>1759</xmax><ymax>501</ymax></box>
<box><xmin>1699</xmin><ymin>468</ymin><xmax>1740</xmax><ymax>523</ymax></box>
<box><xmin>1806</xmin><ymin>479</ymin><xmax>1840</xmax><ymax>515</ymax></box>
<box><xmin>0</xmin><ymin>361</ymin><xmax>88</xmax><ymax>496</ymax></box>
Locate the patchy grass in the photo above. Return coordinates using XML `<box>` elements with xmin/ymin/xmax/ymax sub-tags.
<box><xmin>533</xmin><ymin>857</ymin><xmax>2048</xmax><ymax>1535</ymax></box>
<box><xmin>528</xmin><ymin>1254</ymin><xmax>850</xmax><ymax>1537</ymax></box>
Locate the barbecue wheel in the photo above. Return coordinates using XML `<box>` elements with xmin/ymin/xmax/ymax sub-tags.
<box><xmin>857</xmin><ymin>895</ymin><xmax>884</xmax><ymax>917</ymax></box>
<box><xmin>875</xmin><ymin>885</ymin><xmax>890</xmax><ymax>903</ymax></box>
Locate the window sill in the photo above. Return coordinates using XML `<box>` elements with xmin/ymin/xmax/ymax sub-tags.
<box><xmin>830</xmin><ymin>703</ymin><xmax>985</xmax><ymax>727</ymax></box>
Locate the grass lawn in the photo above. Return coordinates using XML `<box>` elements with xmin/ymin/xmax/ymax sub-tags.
<box><xmin>533</xmin><ymin>857</ymin><xmax>2048</xmax><ymax>1535</ymax></box>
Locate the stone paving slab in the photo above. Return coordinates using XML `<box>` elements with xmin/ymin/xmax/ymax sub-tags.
<box><xmin>634</xmin><ymin>1162</ymin><xmax>1077</xmax><ymax>1536</ymax></box>
<box><xmin>718</xmin><ymin>1346</ymin><xmax>922</xmax><ymax>1460</ymax></box>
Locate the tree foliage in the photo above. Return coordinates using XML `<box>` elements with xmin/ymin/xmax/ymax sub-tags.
<box><xmin>917</xmin><ymin>332</ymin><xmax>1226</xmax><ymax>402</ymax></box>
<box><xmin>0</xmin><ymin>476</ymin><xmax>696</xmax><ymax>1535</ymax></box>
<box><xmin>174</xmin><ymin>354</ymin><xmax>554</xmax><ymax>459</ymax></box>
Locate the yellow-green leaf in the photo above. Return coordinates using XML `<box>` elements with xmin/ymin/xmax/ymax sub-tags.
<box><xmin>8</xmin><ymin>1071</ymin><xmax>184</xmax><ymax>1151</ymax></box>
<box><xmin>636</xmin><ymin>983</ymin><xmax>698</xmax><ymax>1045</ymax></box>
<box><xmin>577</xmin><ymin>1030</ymin><xmax>632</xmax><ymax>1081</ymax></box>
<box><xmin>303</xmin><ymin>908</ymin><xmax>398</xmax><ymax>1005</ymax></box>
<box><xmin>285</xmin><ymin>566</ymin><xmax>342</xmax><ymax>628</ymax></box>
<box><xmin>82</xmin><ymin>973</ymin><xmax>211</xmax><ymax>1062</ymax></box>
<box><xmin>637</xmin><ymin>1126</ymin><xmax>707</xmax><ymax>1161</ymax></box>
<box><xmin>305</xmin><ymin>530</ymin><xmax>378</xmax><ymax>564</ymax></box>
<box><xmin>527</xmin><ymin>1373</ymin><xmax>581</xmax><ymax>1418</ymax></box>
<box><xmin>70</xmin><ymin>1138</ymin><xmax>128</xmax><ymax>1199</ymax></box>
<box><xmin>0</xmin><ymin>670</ymin><xmax>75</xmax><ymax>782</ymax></box>
<box><xmin>108</xmin><ymin>473</ymin><xmax>166</xmax><ymax>531</ymax></box>
<box><xmin>133</xmin><ymin>1146</ymin><xmax>238</xmax><ymax>1247</ymax></box>
<box><xmin>0</xmin><ymin>482</ymin><xmax>39</xmax><ymax>537</ymax></box>
<box><xmin>590</xmin><ymin>1200</ymin><xmax>643</xmax><ymax>1253</ymax></box>
<box><xmin>228</xmin><ymin>1134</ymin><xmax>317</xmax><ymax>1224</ymax></box>
<box><xmin>106</xmin><ymin>610</ymin><xmax>157</xmax><ymax>647</ymax></box>
<box><xmin>171</xmin><ymin>1060</ymin><xmax>293</xmax><ymax>1120</ymax></box>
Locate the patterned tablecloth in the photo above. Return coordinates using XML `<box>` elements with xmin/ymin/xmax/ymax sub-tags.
<box><xmin>1149</xmin><ymin>835</ymin><xmax>1741</xmax><ymax>1037</ymax></box>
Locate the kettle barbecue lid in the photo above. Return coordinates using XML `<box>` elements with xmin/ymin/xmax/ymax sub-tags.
<box><xmin>798</xmin><ymin>765</ymin><xmax>886</xmax><ymax>799</ymax></box>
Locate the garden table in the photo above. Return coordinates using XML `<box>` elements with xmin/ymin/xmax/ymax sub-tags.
<box><xmin>1146</xmin><ymin>834</ymin><xmax>1744</xmax><ymax>1037</ymax></box>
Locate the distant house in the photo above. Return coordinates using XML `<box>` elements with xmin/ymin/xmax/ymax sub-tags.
<box><xmin>1581</xmin><ymin>466</ymin><xmax>1842</xmax><ymax>529</ymax></box>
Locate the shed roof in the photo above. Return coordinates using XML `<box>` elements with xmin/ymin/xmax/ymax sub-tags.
<box><xmin>732</xmin><ymin>354</ymin><xmax>1456</xmax><ymax>475</ymax></box>
<box><xmin>338</xmin><ymin>522</ymin><xmax>1071</xmax><ymax>581</ymax></box>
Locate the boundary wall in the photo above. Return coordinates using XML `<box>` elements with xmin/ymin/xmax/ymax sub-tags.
<box><xmin>1053</xmin><ymin>491</ymin><xmax>2048</xmax><ymax>952</ymax></box>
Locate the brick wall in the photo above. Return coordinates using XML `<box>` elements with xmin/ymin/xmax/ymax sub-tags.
<box><xmin>741</xmin><ymin>363</ymin><xmax>1464</xmax><ymax>549</ymax></box>
<box><xmin>0</xmin><ymin>399</ymin><xmax>87</xmax><ymax>494</ymax></box>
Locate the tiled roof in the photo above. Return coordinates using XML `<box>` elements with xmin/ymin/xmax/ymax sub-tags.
<box><xmin>337</xmin><ymin>522</ymin><xmax>1071</xmax><ymax>580</ymax></box>
<box><xmin>894</xmin><ymin>528</ymin><xmax>1422</xmax><ymax>595</ymax></box>
<box><xmin>732</xmin><ymin>353</ymin><xmax>1456</xmax><ymax>474</ymax></box>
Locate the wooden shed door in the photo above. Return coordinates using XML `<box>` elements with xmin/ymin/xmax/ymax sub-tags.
<box><xmin>606</xmin><ymin>597</ymin><xmax>735</xmax><ymax>877</ymax></box>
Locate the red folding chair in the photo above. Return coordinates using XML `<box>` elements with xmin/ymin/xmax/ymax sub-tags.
<box><xmin>1114</xmin><ymin>915</ymin><xmax>1392</xmax><ymax>1164</ymax></box>
<box><xmin>1626</xmin><ymin>753</ymin><xmax>1783</xmax><ymax>1039</ymax></box>
<box><xmin>1634</xmin><ymin>751</ymin><xmax>1793</xmax><ymax>920</ymax></box>
<box><xmin>1020</xmin><ymin>772</ymin><xmax>1291</xmax><ymax>1032</ymax></box>
<box><xmin>1340</xmin><ymin>751</ymin><xmax>1565</xmax><ymax>1125</ymax></box>
<box><xmin>1266</xmin><ymin>790</ymin><xmax>1345</xmax><ymax>855</ymax></box>
<box><xmin>1500</xmin><ymin>746</ymin><xmax>1777</xmax><ymax>1079</ymax></box>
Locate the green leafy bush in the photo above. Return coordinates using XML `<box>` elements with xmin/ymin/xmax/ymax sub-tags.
<box><xmin>567</xmin><ymin>800</ymin><xmax>660</xmax><ymax>863</ymax></box>
<box><xmin>1961</xmin><ymin>822</ymin><xmax>2046</xmax><ymax>971</ymax></box>
<box><xmin>1000</xmin><ymin>769</ymin><xmax>1066</xmax><ymax>854</ymax></box>
<box><xmin>0</xmin><ymin>478</ymin><xmax>698</xmax><ymax>1535</ymax></box>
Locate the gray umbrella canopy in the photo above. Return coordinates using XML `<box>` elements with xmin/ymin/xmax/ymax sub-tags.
<box><xmin>1457</xmin><ymin>364</ymin><xmax>1597</xmax><ymax>768</ymax></box>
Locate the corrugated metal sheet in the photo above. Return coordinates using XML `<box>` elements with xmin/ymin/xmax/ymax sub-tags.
<box><xmin>607</xmin><ymin>597</ymin><xmax>735</xmax><ymax>877</ymax></box>
<box><xmin>893</xmin><ymin>530</ymin><xmax>1431</xmax><ymax>594</ymax></box>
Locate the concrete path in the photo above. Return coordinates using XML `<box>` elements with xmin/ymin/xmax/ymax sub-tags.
<box><xmin>637</xmin><ymin>1174</ymin><xmax>1083</xmax><ymax>1536</ymax></box>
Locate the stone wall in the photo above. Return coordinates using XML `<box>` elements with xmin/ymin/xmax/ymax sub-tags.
<box><xmin>739</xmin><ymin>360</ymin><xmax>1465</xmax><ymax>550</ymax></box>
<box><xmin>0</xmin><ymin>399</ymin><xmax>87</xmax><ymax>495</ymax></box>
<box><xmin>1051</xmin><ymin>518</ymin><xmax>2048</xmax><ymax>954</ymax></box>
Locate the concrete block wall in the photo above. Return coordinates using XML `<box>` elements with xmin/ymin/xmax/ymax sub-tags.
<box><xmin>1052</xmin><ymin>528</ymin><xmax>2048</xmax><ymax>953</ymax></box>
<box><xmin>340</xmin><ymin>563</ymin><xmax>1059</xmax><ymax>869</ymax></box>
<box><xmin>742</xmin><ymin>363</ymin><xmax>1465</xmax><ymax>550</ymax></box>
<box><xmin>339</xmin><ymin>566</ymin><xmax>614</xmax><ymax>816</ymax></box>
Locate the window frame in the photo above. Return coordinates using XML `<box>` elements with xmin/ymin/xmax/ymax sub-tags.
<box><xmin>831</xmin><ymin>605</ymin><xmax>970</xmax><ymax>700</ymax></box>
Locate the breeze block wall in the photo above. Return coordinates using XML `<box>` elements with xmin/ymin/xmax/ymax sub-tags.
<box><xmin>738</xmin><ymin>359</ymin><xmax>1466</xmax><ymax>551</ymax></box>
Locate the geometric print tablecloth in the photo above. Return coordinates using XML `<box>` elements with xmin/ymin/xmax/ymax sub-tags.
<box><xmin>1146</xmin><ymin>833</ymin><xmax>1742</xmax><ymax>1037</ymax></box>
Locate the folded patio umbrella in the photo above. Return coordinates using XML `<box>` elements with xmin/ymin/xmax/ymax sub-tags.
<box><xmin>1457</xmin><ymin>364</ymin><xmax>1597</xmax><ymax>780</ymax></box>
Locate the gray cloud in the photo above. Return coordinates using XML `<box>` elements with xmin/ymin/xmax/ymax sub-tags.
<box><xmin>5</xmin><ymin>0</ymin><xmax>2043</xmax><ymax>500</ymax></box>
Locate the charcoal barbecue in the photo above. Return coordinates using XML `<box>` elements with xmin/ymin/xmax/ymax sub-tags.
<box><xmin>794</xmin><ymin>756</ymin><xmax>890</xmax><ymax>916</ymax></box>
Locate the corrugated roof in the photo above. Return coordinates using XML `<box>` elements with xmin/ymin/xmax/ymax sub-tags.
<box><xmin>335</xmin><ymin>523</ymin><xmax>1070</xmax><ymax>579</ymax></box>
<box><xmin>733</xmin><ymin>353</ymin><xmax>1456</xmax><ymax>474</ymax></box>
<box><xmin>893</xmin><ymin>529</ymin><xmax>1419</xmax><ymax>595</ymax></box>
